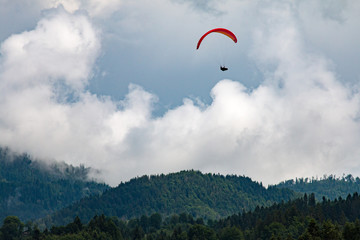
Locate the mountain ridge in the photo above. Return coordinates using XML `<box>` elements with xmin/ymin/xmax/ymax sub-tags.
<box><xmin>40</xmin><ymin>170</ymin><xmax>298</xmax><ymax>227</ymax></box>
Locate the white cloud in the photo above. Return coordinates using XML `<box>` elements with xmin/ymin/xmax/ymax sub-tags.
<box><xmin>0</xmin><ymin>6</ymin><xmax>100</xmax><ymax>91</ymax></box>
<box><xmin>38</xmin><ymin>0</ymin><xmax>122</xmax><ymax>17</ymax></box>
<box><xmin>0</xmin><ymin>0</ymin><xmax>360</xmax><ymax>187</ymax></box>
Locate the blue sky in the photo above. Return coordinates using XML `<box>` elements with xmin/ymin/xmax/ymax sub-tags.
<box><xmin>0</xmin><ymin>0</ymin><xmax>360</xmax><ymax>186</ymax></box>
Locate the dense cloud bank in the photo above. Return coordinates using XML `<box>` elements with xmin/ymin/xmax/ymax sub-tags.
<box><xmin>0</xmin><ymin>1</ymin><xmax>360</xmax><ymax>186</ymax></box>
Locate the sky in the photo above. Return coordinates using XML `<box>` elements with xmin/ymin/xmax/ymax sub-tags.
<box><xmin>0</xmin><ymin>0</ymin><xmax>360</xmax><ymax>186</ymax></box>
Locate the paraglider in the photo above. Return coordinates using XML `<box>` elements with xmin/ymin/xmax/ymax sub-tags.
<box><xmin>220</xmin><ymin>66</ymin><xmax>228</xmax><ymax>71</ymax></box>
<box><xmin>196</xmin><ymin>28</ymin><xmax>237</xmax><ymax>71</ymax></box>
<box><xmin>196</xmin><ymin>28</ymin><xmax>237</xmax><ymax>49</ymax></box>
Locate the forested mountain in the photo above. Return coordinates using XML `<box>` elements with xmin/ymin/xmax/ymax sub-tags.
<box><xmin>5</xmin><ymin>193</ymin><xmax>360</xmax><ymax>239</ymax></box>
<box><xmin>0</xmin><ymin>148</ymin><xmax>109</xmax><ymax>222</ymax></box>
<box><xmin>4</xmin><ymin>145</ymin><xmax>360</xmax><ymax>239</ymax></box>
<box><xmin>41</xmin><ymin>170</ymin><xmax>298</xmax><ymax>227</ymax></box>
<box><xmin>276</xmin><ymin>174</ymin><xmax>360</xmax><ymax>201</ymax></box>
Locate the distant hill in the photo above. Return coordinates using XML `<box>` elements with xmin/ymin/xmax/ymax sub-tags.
<box><xmin>41</xmin><ymin>170</ymin><xmax>298</xmax><ymax>227</ymax></box>
<box><xmin>0</xmin><ymin>147</ymin><xmax>109</xmax><ymax>222</ymax></box>
<box><xmin>275</xmin><ymin>174</ymin><xmax>360</xmax><ymax>201</ymax></box>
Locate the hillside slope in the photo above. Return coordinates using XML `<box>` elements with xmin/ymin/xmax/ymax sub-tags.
<box><xmin>43</xmin><ymin>170</ymin><xmax>298</xmax><ymax>226</ymax></box>
<box><xmin>0</xmin><ymin>148</ymin><xmax>109</xmax><ymax>222</ymax></box>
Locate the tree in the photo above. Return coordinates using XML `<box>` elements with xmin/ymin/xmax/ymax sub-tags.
<box><xmin>343</xmin><ymin>221</ymin><xmax>360</xmax><ymax>240</ymax></box>
<box><xmin>308</xmin><ymin>219</ymin><xmax>320</xmax><ymax>237</ymax></box>
<box><xmin>131</xmin><ymin>225</ymin><xmax>144</xmax><ymax>240</ymax></box>
<box><xmin>219</xmin><ymin>226</ymin><xmax>244</xmax><ymax>240</ymax></box>
<box><xmin>299</xmin><ymin>219</ymin><xmax>321</xmax><ymax>240</ymax></box>
<box><xmin>140</xmin><ymin>215</ymin><xmax>149</xmax><ymax>232</ymax></box>
<box><xmin>171</xmin><ymin>226</ymin><xmax>187</xmax><ymax>240</ymax></box>
<box><xmin>149</xmin><ymin>213</ymin><xmax>162</xmax><ymax>230</ymax></box>
<box><xmin>88</xmin><ymin>215</ymin><xmax>122</xmax><ymax>240</ymax></box>
<box><xmin>264</xmin><ymin>222</ymin><xmax>287</xmax><ymax>240</ymax></box>
<box><xmin>309</xmin><ymin>193</ymin><xmax>316</xmax><ymax>207</ymax></box>
<box><xmin>188</xmin><ymin>224</ymin><xmax>217</xmax><ymax>240</ymax></box>
<box><xmin>0</xmin><ymin>216</ymin><xmax>24</xmax><ymax>240</ymax></box>
<box><xmin>321</xmin><ymin>220</ymin><xmax>341</xmax><ymax>240</ymax></box>
<box><xmin>32</xmin><ymin>226</ymin><xmax>41</xmax><ymax>240</ymax></box>
<box><xmin>64</xmin><ymin>216</ymin><xmax>83</xmax><ymax>234</ymax></box>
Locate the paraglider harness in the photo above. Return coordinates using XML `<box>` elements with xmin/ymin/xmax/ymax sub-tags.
<box><xmin>220</xmin><ymin>66</ymin><xmax>228</xmax><ymax>71</ymax></box>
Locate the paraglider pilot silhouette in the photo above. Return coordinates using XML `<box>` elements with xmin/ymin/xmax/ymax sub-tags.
<box><xmin>196</xmin><ymin>28</ymin><xmax>237</xmax><ymax>71</ymax></box>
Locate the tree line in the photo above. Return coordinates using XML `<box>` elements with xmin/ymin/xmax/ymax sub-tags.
<box><xmin>3</xmin><ymin>192</ymin><xmax>360</xmax><ymax>239</ymax></box>
<box><xmin>276</xmin><ymin>174</ymin><xmax>360</xmax><ymax>200</ymax></box>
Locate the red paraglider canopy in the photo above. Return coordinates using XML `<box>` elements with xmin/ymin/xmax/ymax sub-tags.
<box><xmin>196</xmin><ymin>28</ymin><xmax>237</xmax><ymax>49</ymax></box>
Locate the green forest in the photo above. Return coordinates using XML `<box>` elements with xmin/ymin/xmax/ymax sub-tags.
<box><xmin>276</xmin><ymin>174</ymin><xmax>360</xmax><ymax>200</ymax></box>
<box><xmin>40</xmin><ymin>170</ymin><xmax>297</xmax><ymax>227</ymax></box>
<box><xmin>4</xmin><ymin>148</ymin><xmax>360</xmax><ymax>239</ymax></box>
<box><xmin>3</xmin><ymin>192</ymin><xmax>360</xmax><ymax>239</ymax></box>
<box><xmin>0</xmin><ymin>148</ymin><xmax>109</xmax><ymax>222</ymax></box>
